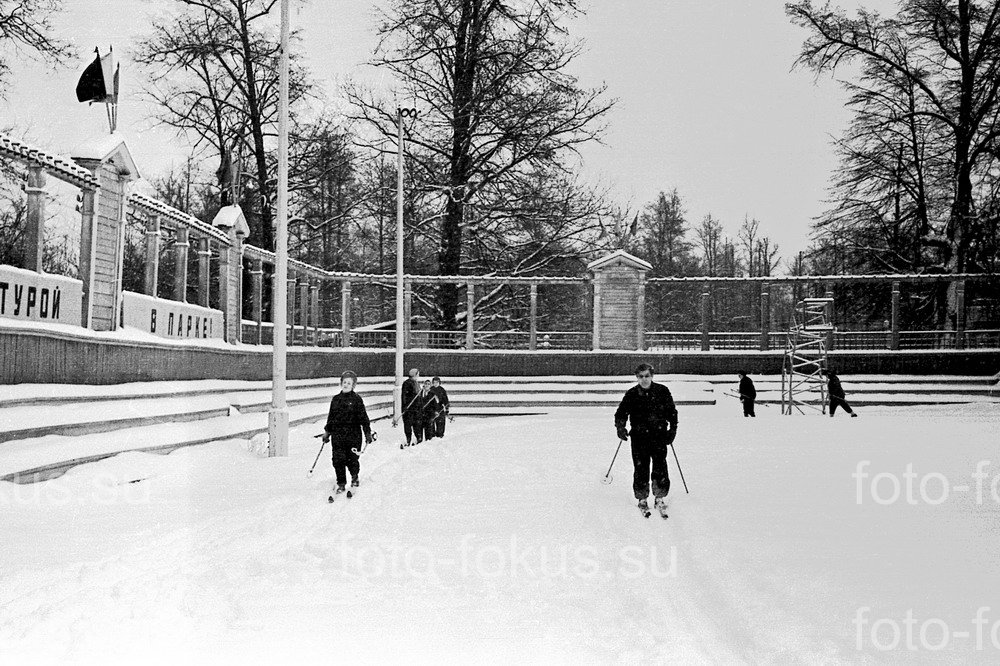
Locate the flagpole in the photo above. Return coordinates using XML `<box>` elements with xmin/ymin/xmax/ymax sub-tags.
<box><xmin>394</xmin><ymin>108</ymin><xmax>405</xmax><ymax>425</ymax></box>
<box><xmin>268</xmin><ymin>0</ymin><xmax>290</xmax><ymax>457</ymax></box>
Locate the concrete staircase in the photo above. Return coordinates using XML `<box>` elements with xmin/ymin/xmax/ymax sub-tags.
<box><xmin>1</xmin><ymin>374</ymin><xmax>995</xmax><ymax>484</ymax></box>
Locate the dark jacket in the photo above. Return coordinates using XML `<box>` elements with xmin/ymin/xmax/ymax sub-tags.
<box><xmin>401</xmin><ymin>377</ymin><xmax>420</xmax><ymax>414</ymax></box>
<box><xmin>827</xmin><ymin>373</ymin><xmax>845</xmax><ymax>398</ymax></box>
<box><xmin>739</xmin><ymin>376</ymin><xmax>757</xmax><ymax>400</ymax></box>
<box><xmin>430</xmin><ymin>385</ymin><xmax>450</xmax><ymax>411</ymax></box>
<box><xmin>615</xmin><ymin>381</ymin><xmax>678</xmax><ymax>437</ymax></box>
<box><xmin>418</xmin><ymin>388</ymin><xmax>440</xmax><ymax>421</ymax></box>
<box><xmin>325</xmin><ymin>391</ymin><xmax>372</xmax><ymax>449</ymax></box>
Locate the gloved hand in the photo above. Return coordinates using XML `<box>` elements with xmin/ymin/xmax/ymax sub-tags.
<box><xmin>365</xmin><ymin>433</ymin><xmax>374</xmax><ymax>445</ymax></box>
<box><xmin>322</xmin><ymin>432</ymin><xmax>330</xmax><ymax>444</ymax></box>
<box><xmin>667</xmin><ymin>423</ymin><xmax>678</xmax><ymax>443</ymax></box>
<box><xmin>616</xmin><ymin>426</ymin><xmax>628</xmax><ymax>441</ymax></box>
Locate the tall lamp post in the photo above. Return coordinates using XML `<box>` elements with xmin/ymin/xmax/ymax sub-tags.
<box><xmin>268</xmin><ymin>0</ymin><xmax>291</xmax><ymax>456</ymax></box>
<box><xmin>395</xmin><ymin>107</ymin><xmax>418</xmax><ymax>424</ymax></box>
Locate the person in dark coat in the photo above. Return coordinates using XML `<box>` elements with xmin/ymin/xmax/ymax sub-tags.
<box><xmin>418</xmin><ymin>379</ymin><xmax>439</xmax><ymax>441</ymax></box>
<box><xmin>429</xmin><ymin>376</ymin><xmax>450</xmax><ymax>438</ymax></box>
<box><xmin>737</xmin><ymin>370</ymin><xmax>757</xmax><ymax>417</ymax></box>
<box><xmin>400</xmin><ymin>367</ymin><xmax>421</xmax><ymax>446</ymax></box>
<box><xmin>323</xmin><ymin>371</ymin><xmax>373</xmax><ymax>494</ymax></box>
<box><xmin>614</xmin><ymin>363</ymin><xmax>678</xmax><ymax>514</ymax></box>
<box><xmin>823</xmin><ymin>368</ymin><xmax>858</xmax><ymax>417</ymax></box>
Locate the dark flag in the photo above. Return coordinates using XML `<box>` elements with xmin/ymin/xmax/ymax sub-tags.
<box><xmin>76</xmin><ymin>48</ymin><xmax>118</xmax><ymax>104</ymax></box>
<box><xmin>629</xmin><ymin>213</ymin><xmax>639</xmax><ymax>236</ymax></box>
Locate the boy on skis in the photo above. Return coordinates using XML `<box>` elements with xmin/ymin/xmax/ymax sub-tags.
<box><xmin>822</xmin><ymin>368</ymin><xmax>858</xmax><ymax>418</ymax></box>
<box><xmin>323</xmin><ymin>371</ymin><xmax>373</xmax><ymax>496</ymax></box>
<box><xmin>614</xmin><ymin>363</ymin><xmax>678</xmax><ymax>517</ymax></box>
<box><xmin>418</xmin><ymin>379</ymin><xmax>439</xmax><ymax>441</ymax></box>
<box><xmin>429</xmin><ymin>376</ymin><xmax>450</xmax><ymax>438</ymax></box>
<box><xmin>401</xmin><ymin>368</ymin><xmax>421</xmax><ymax>446</ymax></box>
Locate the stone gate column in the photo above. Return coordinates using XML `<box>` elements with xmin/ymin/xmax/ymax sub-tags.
<box><xmin>72</xmin><ymin>136</ymin><xmax>140</xmax><ymax>331</ymax></box>
<box><xmin>586</xmin><ymin>250</ymin><xmax>652</xmax><ymax>351</ymax></box>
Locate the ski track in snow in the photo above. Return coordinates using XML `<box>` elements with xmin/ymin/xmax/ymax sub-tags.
<box><xmin>2</xmin><ymin>402</ymin><xmax>1000</xmax><ymax>664</ymax></box>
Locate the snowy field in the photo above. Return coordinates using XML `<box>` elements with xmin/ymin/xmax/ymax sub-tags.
<box><xmin>2</xmin><ymin>400</ymin><xmax>1000</xmax><ymax>664</ymax></box>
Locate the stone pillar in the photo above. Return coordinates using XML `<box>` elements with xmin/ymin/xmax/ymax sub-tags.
<box><xmin>759</xmin><ymin>282</ymin><xmax>771</xmax><ymax>351</ymax></box>
<box><xmin>700</xmin><ymin>290</ymin><xmax>711</xmax><ymax>352</ymax></box>
<box><xmin>299</xmin><ymin>278</ymin><xmax>309</xmax><ymax>345</ymax></box>
<box><xmin>466</xmin><ymin>281</ymin><xmax>475</xmax><ymax>349</ymax></box>
<box><xmin>890</xmin><ymin>281</ymin><xmax>900</xmax><ymax>350</ymax></box>
<box><xmin>311</xmin><ymin>280</ymin><xmax>320</xmax><ymax>345</ymax></box>
<box><xmin>586</xmin><ymin>250</ymin><xmax>651</xmax><ymax>350</ymax></box>
<box><xmin>592</xmin><ymin>280</ymin><xmax>602</xmax><ymax>351</ymax></box>
<box><xmin>287</xmin><ymin>275</ymin><xmax>297</xmax><ymax>346</ymax></box>
<box><xmin>955</xmin><ymin>280</ymin><xmax>966</xmax><ymax>349</ymax></box>
<box><xmin>529</xmin><ymin>283</ymin><xmax>538</xmax><ymax>351</ymax></box>
<box><xmin>824</xmin><ymin>286</ymin><xmax>835</xmax><ymax>350</ymax></box>
<box><xmin>78</xmin><ymin>186</ymin><xmax>98</xmax><ymax>327</ymax></box>
<box><xmin>250</xmin><ymin>258</ymin><xmax>264</xmax><ymax>344</ymax></box>
<box><xmin>197</xmin><ymin>237</ymin><xmax>212</xmax><ymax>308</ymax></box>
<box><xmin>22</xmin><ymin>163</ymin><xmax>46</xmax><ymax>272</ymax></box>
<box><xmin>404</xmin><ymin>281</ymin><xmax>413</xmax><ymax>348</ymax></box>
<box><xmin>637</xmin><ymin>278</ymin><xmax>646</xmax><ymax>351</ymax></box>
<box><xmin>144</xmin><ymin>214</ymin><xmax>160</xmax><ymax>297</ymax></box>
<box><xmin>174</xmin><ymin>227</ymin><xmax>189</xmax><ymax>303</ymax></box>
<box><xmin>341</xmin><ymin>280</ymin><xmax>352</xmax><ymax>348</ymax></box>
<box><xmin>73</xmin><ymin>138</ymin><xmax>140</xmax><ymax>331</ymax></box>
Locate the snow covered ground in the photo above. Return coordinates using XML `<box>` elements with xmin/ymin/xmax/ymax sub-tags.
<box><xmin>2</xmin><ymin>399</ymin><xmax>1000</xmax><ymax>664</ymax></box>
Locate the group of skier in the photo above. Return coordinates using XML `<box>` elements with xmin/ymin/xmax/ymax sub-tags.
<box><xmin>400</xmin><ymin>368</ymin><xmax>451</xmax><ymax>447</ymax></box>
<box><xmin>320</xmin><ymin>367</ymin><xmax>451</xmax><ymax>500</ymax></box>
<box><xmin>319</xmin><ymin>360</ymin><xmax>855</xmax><ymax>511</ymax></box>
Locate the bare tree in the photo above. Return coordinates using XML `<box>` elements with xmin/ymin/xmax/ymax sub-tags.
<box><xmin>134</xmin><ymin>0</ymin><xmax>311</xmax><ymax>250</ymax></box>
<box><xmin>348</xmin><ymin>0</ymin><xmax>614</xmax><ymax>327</ymax></box>
<box><xmin>0</xmin><ymin>0</ymin><xmax>73</xmax><ymax>93</ymax></box>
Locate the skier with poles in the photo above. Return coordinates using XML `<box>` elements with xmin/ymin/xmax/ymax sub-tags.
<box><xmin>400</xmin><ymin>368</ymin><xmax>421</xmax><ymax>446</ymax></box>
<box><xmin>614</xmin><ymin>363</ymin><xmax>678</xmax><ymax>519</ymax></box>
<box><xmin>418</xmin><ymin>379</ymin><xmax>439</xmax><ymax>441</ymax></box>
<box><xmin>323</xmin><ymin>370</ymin><xmax>373</xmax><ymax>501</ymax></box>
<box><xmin>429</xmin><ymin>376</ymin><xmax>451</xmax><ymax>438</ymax></box>
<box><xmin>822</xmin><ymin>367</ymin><xmax>858</xmax><ymax>418</ymax></box>
<box><xmin>737</xmin><ymin>370</ymin><xmax>757</xmax><ymax>417</ymax></box>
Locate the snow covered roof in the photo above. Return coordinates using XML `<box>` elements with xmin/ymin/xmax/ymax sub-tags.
<box><xmin>71</xmin><ymin>133</ymin><xmax>140</xmax><ymax>180</ymax></box>
<box><xmin>212</xmin><ymin>205</ymin><xmax>250</xmax><ymax>238</ymax></box>
<box><xmin>0</xmin><ymin>131</ymin><xmax>99</xmax><ymax>188</ymax></box>
<box><xmin>587</xmin><ymin>249</ymin><xmax>653</xmax><ymax>272</ymax></box>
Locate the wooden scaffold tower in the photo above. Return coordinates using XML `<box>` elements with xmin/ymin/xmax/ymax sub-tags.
<box><xmin>781</xmin><ymin>297</ymin><xmax>832</xmax><ymax>414</ymax></box>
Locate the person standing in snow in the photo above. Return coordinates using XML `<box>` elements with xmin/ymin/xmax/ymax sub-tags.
<box><xmin>418</xmin><ymin>379</ymin><xmax>439</xmax><ymax>442</ymax></box>
<box><xmin>429</xmin><ymin>376</ymin><xmax>451</xmax><ymax>438</ymax></box>
<box><xmin>822</xmin><ymin>368</ymin><xmax>858</xmax><ymax>418</ymax></box>
<box><xmin>614</xmin><ymin>363</ymin><xmax>678</xmax><ymax>516</ymax></box>
<box><xmin>400</xmin><ymin>367</ymin><xmax>421</xmax><ymax>446</ymax></box>
<box><xmin>737</xmin><ymin>370</ymin><xmax>757</xmax><ymax>417</ymax></box>
<box><xmin>323</xmin><ymin>371</ymin><xmax>373</xmax><ymax>495</ymax></box>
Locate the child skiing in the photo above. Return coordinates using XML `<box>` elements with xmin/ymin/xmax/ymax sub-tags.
<box><xmin>418</xmin><ymin>379</ymin><xmax>439</xmax><ymax>441</ymax></box>
<box><xmin>614</xmin><ymin>363</ymin><xmax>678</xmax><ymax>518</ymax></box>
<box><xmin>822</xmin><ymin>368</ymin><xmax>858</xmax><ymax>418</ymax></box>
<box><xmin>429</xmin><ymin>376</ymin><xmax>451</xmax><ymax>438</ymax></box>
<box><xmin>323</xmin><ymin>370</ymin><xmax>373</xmax><ymax>500</ymax></box>
<box><xmin>400</xmin><ymin>368</ymin><xmax>421</xmax><ymax>446</ymax></box>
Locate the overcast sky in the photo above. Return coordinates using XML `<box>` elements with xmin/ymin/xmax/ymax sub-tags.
<box><xmin>1</xmin><ymin>0</ymin><xmax>898</xmax><ymax>262</ymax></box>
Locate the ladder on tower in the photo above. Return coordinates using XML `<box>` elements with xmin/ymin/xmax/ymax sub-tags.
<box><xmin>781</xmin><ymin>297</ymin><xmax>832</xmax><ymax>415</ymax></box>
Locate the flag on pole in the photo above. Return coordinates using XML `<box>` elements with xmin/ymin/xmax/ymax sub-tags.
<box><xmin>76</xmin><ymin>47</ymin><xmax>118</xmax><ymax>104</ymax></box>
<box><xmin>629</xmin><ymin>213</ymin><xmax>639</xmax><ymax>236</ymax></box>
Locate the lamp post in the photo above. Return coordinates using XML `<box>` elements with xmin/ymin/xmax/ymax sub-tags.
<box><xmin>268</xmin><ymin>0</ymin><xmax>291</xmax><ymax>456</ymax></box>
<box><xmin>395</xmin><ymin>107</ymin><xmax>417</xmax><ymax>424</ymax></box>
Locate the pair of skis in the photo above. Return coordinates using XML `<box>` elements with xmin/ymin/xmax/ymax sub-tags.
<box><xmin>328</xmin><ymin>484</ymin><xmax>358</xmax><ymax>503</ymax></box>
<box><xmin>639</xmin><ymin>500</ymin><xmax>669</xmax><ymax>520</ymax></box>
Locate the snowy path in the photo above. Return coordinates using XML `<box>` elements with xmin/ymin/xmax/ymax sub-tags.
<box><xmin>2</xmin><ymin>403</ymin><xmax>1000</xmax><ymax>663</ymax></box>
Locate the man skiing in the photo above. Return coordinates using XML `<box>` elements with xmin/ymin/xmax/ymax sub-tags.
<box><xmin>614</xmin><ymin>363</ymin><xmax>678</xmax><ymax>518</ymax></box>
<box><xmin>737</xmin><ymin>370</ymin><xmax>757</xmax><ymax>417</ymax></box>
<box><xmin>418</xmin><ymin>379</ymin><xmax>439</xmax><ymax>441</ymax></box>
<box><xmin>323</xmin><ymin>371</ymin><xmax>373</xmax><ymax>498</ymax></box>
<box><xmin>823</xmin><ymin>368</ymin><xmax>858</xmax><ymax>418</ymax></box>
<box><xmin>400</xmin><ymin>367</ymin><xmax>421</xmax><ymax>446</ymax></box>
<box><xmin>429</xmin><ymin>376</ymin><xmax>450</xmax><ymax>438</ymax></box>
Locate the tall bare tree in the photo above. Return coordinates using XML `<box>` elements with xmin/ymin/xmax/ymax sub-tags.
<box><xmin>349</xmin><ymin>0</ymin><xmax>614</xmax><ymax>327</ymax></box>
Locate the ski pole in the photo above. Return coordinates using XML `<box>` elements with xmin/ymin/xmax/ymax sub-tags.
<box><xmin>307</xmin><ymin>434</ymin><xmax>326</xmax><ymax>477</ymax></box>
<box><xmin>602</xmin><ymin>438</ymin><xmax>625</xmax><ymax>485</ymax></box>
<box><xmin>669</xmin><ymin>440</ymin><xmax>690</xmax><ymax>494</ymax></box>
<box><xmin>724</xmin><ymin>390</ymin><xmax>770</xmax><ymax>407</ymax></box>
<box><xmin>352</xmin><ymin>432</ymin><xmax>378</xmax><ymax>456</ymax></box>
<box><xmin>392</xmin><ymin>393</ymin><xmax>421</xmax><ymax>427</ymax></box>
